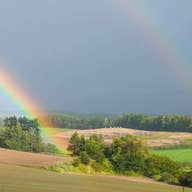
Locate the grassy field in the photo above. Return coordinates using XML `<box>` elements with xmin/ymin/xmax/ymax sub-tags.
<box><xmin>151</xmin><ymin>148</ymin><xmax>192</xmax><ymax>163</ymax></box>
<box><xmin>0</xmin><ymin>164</ymin><xmax>191</xmax><ymax>192</ymax></box>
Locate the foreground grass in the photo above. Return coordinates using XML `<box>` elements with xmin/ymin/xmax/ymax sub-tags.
<box><xmin>0</xmin><ymin>164</ymin><xmax>191</xmax><ymax>192</ymax></box>
<box><xmin>150</xmin><ymin>148</ymin><xmax>192</xmax><ymax>163</ymax></box>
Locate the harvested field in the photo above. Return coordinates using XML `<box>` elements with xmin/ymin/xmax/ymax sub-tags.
<box><xmin>0</xmin><ymin>148</ymin><xmax>71</xmax><ymax>166</ymax></box>
<box><xmin>0</xmin><ymin>164</ymin><xmax>191</xmax><ymax>192</ymax></box>
<box><xmin>52</xmin><ymin>128</ymin><xmax>192</xmax><ymax>148</ymax></box>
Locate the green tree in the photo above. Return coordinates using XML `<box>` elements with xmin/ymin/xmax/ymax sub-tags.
<box><xmin>68</xmin><ymin>132</ymin><xmax>81</xmax><ymax>155</ymax></box>
<box><xmin>0</xmin><ymin>116</ymin><xmax>57</xmax><ymax>154</ymax></box>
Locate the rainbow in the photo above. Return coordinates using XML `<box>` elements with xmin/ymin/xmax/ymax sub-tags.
<box><xmin>116</xmin><ymin>0</ymin><xmax>192</xmax><ymax>93</ymax></box>
<box><xmin>0</xmin><ymin>66</ymin><xmax>64</xmax><ymax>150</ymax></box>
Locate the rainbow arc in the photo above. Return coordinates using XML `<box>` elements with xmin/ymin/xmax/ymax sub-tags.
<box><xmin>0</xmin><ymin>67</ymin><xmax>64</xmax><ymax>150</ymax></box>
<box><xmin>117</xmin><ymin>0</ymin><xmax>192</xmax><ymax>93</ymax></box>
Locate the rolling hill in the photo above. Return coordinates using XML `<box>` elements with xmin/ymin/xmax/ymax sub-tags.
<box><xmin>0</xmin><ymin>164</ymin><xmax>191</xmax><ymax>192</ymax></box>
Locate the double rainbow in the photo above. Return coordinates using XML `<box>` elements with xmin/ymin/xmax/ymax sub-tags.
<box><xmin>1</xmin><ymin>1</ymin><xmax>191</xmax><ymax>150</ymax></box>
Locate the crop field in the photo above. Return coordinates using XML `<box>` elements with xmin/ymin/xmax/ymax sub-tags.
<box><xmin>49</xmin><ymin>127</ymin><xmax>192</xmax><ymax>148</ymax></box>
<box><xmin>0</xmin><ymin>164</ymin><xmax>191</xmax><ymax>192</ymax></box>
<box><xmin>0</xmin><ymin>148</ymin><xmax>71</xmax><ymax>166</ymax></box>
<box><xmin>151</xmin><ymin>148</ymin><xmax>192</xmax><ymax>163</ymax></box>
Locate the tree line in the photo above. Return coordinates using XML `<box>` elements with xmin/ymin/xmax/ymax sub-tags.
<box><xmin>45</xmin><ymin>113</ymin><xmax>192</xmax><ymax>132</ymax></box>
<box><xmin>68</xmin><ymin>132</ymin><xmax>192</xmax><ymax>187</ymax></box>
<box><xmin>0</xmin><ymin>116</ymin><xmax>57</xmax><ymax>154</ymax></box>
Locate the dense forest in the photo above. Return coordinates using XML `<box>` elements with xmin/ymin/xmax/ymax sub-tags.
<box><xmin>68</xmin><ymin>132</ymin><xmax>192</xmax><ymax>187</ymax></box>
<box><xmin>0</xmin><ymin>116</ymin><xmax>57</xmax><ymax>153</ymax></box>
<box><xmin>45</xmin><ymin>113</ymin><xmax>192</xmax><ymax>132</ymax></box>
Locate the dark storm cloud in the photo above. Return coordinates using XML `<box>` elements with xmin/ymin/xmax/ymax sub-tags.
<box><xmin>0</xmin><ymin>0</ymin><xmax>192</xmax><ymax>114</ymax></box>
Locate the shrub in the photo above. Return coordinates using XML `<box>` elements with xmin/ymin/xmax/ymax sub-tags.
<box><xmin>159</xmin><ymin>172</ymin><xmax>179</xmax><ymax>184</ymax></box>
<box><xmin>179</xmin><ymin>171</ymin><xmax>192</xmax><ymax>187</ymax></box>
<box><xmin>91</xmin><ymin>159</ymin><xmax>113</xmax><ymax>173</ymax></box>
<box><xmin>80</xmin><ymin>152</ymin><xmax>90</xmax><ymax>165</ymax></box>
<box><xmin>144</xmin><ymin>155</ymin><xmax>180</xmax><ymax>178</ymax></box>
<box><xmin>78</xmin><ymin>164</ymin><xmax>91</xmax><ymax>173</ymax></box>
<box><xmin>73</xmin><ymin>158</ymin><xmax>80</xmax><ymax>167</ymax></box>
<box><xmin>91</xmin><ymin>162</ymin><xmax>103</xmax><ymax>172</ymax></box>
<box><xmin>45</xmin><ymin>143</ymin><xmax>58</xmax><ymax>154</ymax></box>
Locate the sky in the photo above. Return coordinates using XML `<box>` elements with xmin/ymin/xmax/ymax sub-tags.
<box><xmin>0</xmin><ymin>0</ymin><xmax>192</xmax><ymax>114</ymax></box>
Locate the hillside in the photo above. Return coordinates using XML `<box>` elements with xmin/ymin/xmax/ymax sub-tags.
<box><xmin>0</xmin><ymin>164</ymin><xmax>191</xmax><ymax>192</ymax></box>
<box><xmin>0</xmin><ymin>148</ymin><xmax>70</xmax><ymax>166</ymax></box>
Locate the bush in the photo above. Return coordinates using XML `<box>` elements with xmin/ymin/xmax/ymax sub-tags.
<box><xmin>159</xmin><ymin>172</ymin><xmax>179</xmax><ymax>184</ymax></box>
<box><xmin>45</xmin><ymin>143</ymin><xmax>58</xmax><ymax>154</ymax></box>
<box><xmin>80</xmin><ymin>152</ymin><xmax>90</xmax><ymax>165</ymax></box>
<box><xmin>91</xmin><ymin>159</ymin><xmax>113</xmax><ymax>173</ymax></box>
<box><xmin>179</xmin><ymin>171</ymin><xmax>192</xmax><ymax>187</ymax></box>
<box><xmin>73</xmin><ymin>158</ymin><xmax>80</xmax><ymax>167</ymax></box>
<box><xmin>144</xmin><ymin>155</ymin><xmax>180</xmax><ymax>178</ymax></box>
<box><xmin>78</xmin><ymin>164</ymin><xmax>91</xmax><ymax>174</ymax></box>
<box><xmin>91</xmin><ymin>162</ymin><xmax>103</xmax><ymax>172</ymax></box>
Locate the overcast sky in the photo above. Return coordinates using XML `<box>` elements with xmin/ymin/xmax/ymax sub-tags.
<box><xmin>0</xmin><ymin>0</ymin><xmax>192</xmax><ymax>114</ymax></box>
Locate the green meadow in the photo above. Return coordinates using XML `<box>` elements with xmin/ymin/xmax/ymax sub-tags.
<box><xmin>151</xmin><ymin>148</ymin><xmax>192</xmax><ymax>163</ymax></box>
<box><xmin>0</xmin><ymin>164</ymin><xmax>191</xmax><ymax>192</ymax></box>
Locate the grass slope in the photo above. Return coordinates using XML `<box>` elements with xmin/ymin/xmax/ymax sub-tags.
<box><xmin>151</xmin><ymin>148</ymin><xmax>192</xmax><ymax>162</ymax></box>
<box><xmin>0</xmin><ymin>164</ymin><xmax>191</xmax><ymax>192</ymax></box>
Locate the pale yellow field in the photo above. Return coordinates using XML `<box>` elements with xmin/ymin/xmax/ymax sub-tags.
<box><xmin>50</xmin><ymin>128</ymin><xmax>192</xmax><ymax>148</ymax></box>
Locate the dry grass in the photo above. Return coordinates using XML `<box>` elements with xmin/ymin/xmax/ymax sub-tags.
<box><xmin>52</xmin><ymin>128</ymin><xmax>192</xmax><ymax>148</ymax></box>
